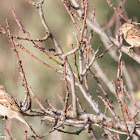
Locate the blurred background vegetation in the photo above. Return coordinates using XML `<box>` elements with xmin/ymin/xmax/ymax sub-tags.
<box><xmin>0</xmin><ymin>0</ymin><xmax>140</xmax><ymax>139</ymax></box>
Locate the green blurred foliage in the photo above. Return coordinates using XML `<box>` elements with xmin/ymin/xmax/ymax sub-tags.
<box><xmin>0</xmin><ymin>0</ymin><xmax>139</xmax><ymax>139</ymax></box>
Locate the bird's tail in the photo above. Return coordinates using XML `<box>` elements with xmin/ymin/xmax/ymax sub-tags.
<box><xmin>16</xmin><ymin>113</ymin><xmax>39</xmax><ymax>137</ymax></box>
<box><xmin>16</xmin><ymin>113</ymin><xmax>30</xmax><ymax>128</ymax></box>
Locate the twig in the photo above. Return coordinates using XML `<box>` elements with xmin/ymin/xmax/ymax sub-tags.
<box><xmin>0</xmin><ymin>29</ymin><xmax>50</xmax><ymax>42</ymax></box>
<box><xmin>41</xmin><ymin>122</ymin><xmax>65</xmax><ymax>138</ymax></box>
<box><xmin>4</xmin><ymin>126</ymin><xmax>13</xmax><ymax>140</ymax></box>
<box><xmin>24</xmin><ymin>131</ymin><xmax>28</xmax><ymax>140</ymax></box>
<box><xmin>46</xmin><ymin>99</ymin><xmax>57</xmax><ymax>110</ymax></box>
<box><xmin>38</xmin><ymin>3</ymin><xmax>63</xmax><ymax>54</ymax></box>
<box><xmin>70</xmin><ymin>0</ymin><xmax>140</xmax><ymax>64</ymax></box>
<box><xmin>71</xmin><ymin>44</ymin><xmax>81</xmax><ymax>83</ymax></box>
<box><xmin>14</xmin><ymin>41</ymin><xmax>60</xmax><ymax>73</ymax></box>
<box><xmin>82</xmin><ymin>48</ymin><xmax>99</xmax><ymax>75</ymax></box>
<box><xmin>27</xmin><ymin>85</ymin><xmax>46</xmax><ymax>111</ymax></box>
<box><xmin>112</xmin><ymin>80</ymin><xmax>130</xmax><ymax>136</ymax></box>
<box><xmin>25</xmin><ymin>109</ymin><xmax>140</xmax><ymax>136</ymax></box>
<box><xmin>105</xmin><ymin>0</ymin><xmax>129</xmax><ymax>22</ymax></box>
<box><xmin>90</xmin><ymin>70</ymin><xmax>114</xmax><ymax>110</ymax></box>
<box><xmin>76</xmin><ymin>82</ymin><xmax>102</xmax><ymax>115</ymax></box>
<box><xmin>67</xmin><ymin>60</ymin><xmax>78</xmax><ymax>117</ymax></box>
<box><xmin>6</xmin><ymin>19</ymin><xmax>32</xmax><ymax>110</ymax></box>
<box><xmin>55</xmin><ymin>119</ymin><xmax>89</xmax><ymax>135</ymax></box>
<box><xmin>10</xmin><ymin>7</ymin><xmax>59</xmax><ymax>60</ymax></box>
<box><xmin>124</xmin><ymin>89</ymin><xmax>140</xmax><ymax>113</ymax></box>
<box><xmin>62</xmin><ymin>0</ymin><xmax>81</xmax><ymax>32</ymax></box>
<box><xmin>88</xmin><ymin>125</ymin><xmax>100</xmax><ymax>140</ymax></box>
<box><xmin>26</xmin><ymin>0</ymin><xmax>44</xmax><ymax>8</ymax></box>
<box><xmin>97</xmin><ymin>93</ymin><xmax>119</xmax><ymax>121</ymax></box>
<box><xmin>63</xmin><ymin>59</ymin><xmax>71</xmax><ymax>119</ymax></box>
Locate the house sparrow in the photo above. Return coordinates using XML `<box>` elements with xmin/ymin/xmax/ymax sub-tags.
<box><xmin>0</xmin><ymin>84</ymin><xmax>29</xmax><ymax>127</ymax></box>
<box><xmin>119</xmin><ymin>23</ymin><xmax>140</xmax><ymax>50</ymax></box>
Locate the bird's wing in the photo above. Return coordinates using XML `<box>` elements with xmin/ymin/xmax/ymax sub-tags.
<box><xmin>127</xmin><ymin>27</ymin><xmax>140</xmax><ymax>41</ymax></box>
<box><xmin>0</xmin><ymin>93</ymin><xmax>21</xmax><ymax>112</ymax></box>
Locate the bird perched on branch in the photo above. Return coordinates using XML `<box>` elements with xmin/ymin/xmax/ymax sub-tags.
<box><xmin>0</xmin><ymin>84</ymin><xmax>29</xmax><ymax>127</ymax></box>
<box><xmin>119</xmin><ymin>22</ymin><xmax>140</xmax><ymax>51</ymax></box>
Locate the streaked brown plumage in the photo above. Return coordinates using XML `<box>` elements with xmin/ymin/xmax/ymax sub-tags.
<box><xmin>119</xmin><ymin>23</ymin><xmax>140</xmax><ymax>49</ymax></box>
<box><xmin>0</xmin><ymin>85</ymin><xmax>29</xmax><ymax>127</ymax></box>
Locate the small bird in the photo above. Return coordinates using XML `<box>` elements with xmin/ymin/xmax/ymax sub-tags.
<box><xmin>119</xmin><ymin>22</ymin><xmax>140</xmax><ymax>50</ymax></box>
<box><xmin>0</xmin><ymin>84</ymin><xmax>29</xmax><ymax>127</ymax></box>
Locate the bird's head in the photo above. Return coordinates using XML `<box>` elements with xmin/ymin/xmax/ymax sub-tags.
<box><xmin>119</xmin><ymin>23</ymin><xmax>135</xmax><ymax>35</ymax></box>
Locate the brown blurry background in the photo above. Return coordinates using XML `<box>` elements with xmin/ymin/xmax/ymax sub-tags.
<box><xmin>0</xmin><ymin>0</ymin><xmax>140</xmax><ymax>139</ymax></box>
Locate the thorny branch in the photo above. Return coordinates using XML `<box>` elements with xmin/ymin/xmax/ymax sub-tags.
<box><xmin>6</xmin><ymin>19</ymin><xmax>32</xmax><ymax>110</ymax></box>
<box><xmin>0</xmin><ymin>0</ymin><xmax>139</xmax><ymax>139</ymax></box>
